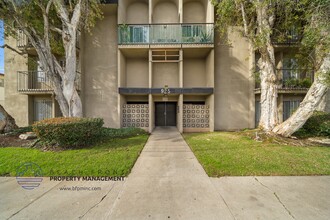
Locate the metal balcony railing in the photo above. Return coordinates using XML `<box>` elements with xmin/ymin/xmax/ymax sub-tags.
<box><xmin>118</xmin><ymin>23</ymin><xmax>214</xmax><ymax>45</ymax></box>
<box><xmin>17</xmin><ymin>29</ymin><xmax>32</xmax><ymax>48</ymax></box>
<box><xmin>254</xmin><ymin>69</ymin><xmax>313</xmax><ymax>90</ymax></box>
<box><xmin>271</xmin><ymin>35</ymin><xmax>302</xmax><ymax>45</ymax></box>
<box><xmin>17</xmin><ymin>29</ymin><xmax>81</xmax><ymax>49</ymax></box>
<box><xmin>18</xmin><ymin>71</ymin><xmax>81</xmax><ymax>93</ymax></box>
<box><xmin>281</xmin><ymin>69</ymin><xmax>313</xmax><ymax>89</ymax></box>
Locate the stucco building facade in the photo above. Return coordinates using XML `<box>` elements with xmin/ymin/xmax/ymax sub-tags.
<box><xmin>0</xmin><ymin>73</ymin><xmax>4</xmax><ymax>106</ymax></box>
<box><xmin>4</xmin><ymin>0</ymin><xmax>315</xmax><ymax>132</ymax></box>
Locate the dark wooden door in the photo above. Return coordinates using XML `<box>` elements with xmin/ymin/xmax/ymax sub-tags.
<box><xmin>155</xmin><ymin>102</ymin><xmax>177</xmax><ymax>126</ymax></box>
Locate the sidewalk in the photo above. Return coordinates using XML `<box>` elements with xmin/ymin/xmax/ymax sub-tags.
<box><xmin>106</xmin><ymin>126</ymin><xmax>234</xmax><ymax>219</ymax></box>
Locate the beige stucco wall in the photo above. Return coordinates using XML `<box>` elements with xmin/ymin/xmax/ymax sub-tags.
<box><xmin>183</xmin><ymin>58</ymin><xmax>206</xmax><ymax>87</ymax></box>
<box><xmin>4</xmin><ymin>36</ymin><xmax>30</xmax><ymax>126</ymax></box>
<box><xmin>126</xmin><ymin>58</ymin><xmax>149</xmax><ymax>87</ymax></box>
<box><xmin>153</xmin><ymin>62</ymin><xmax>179</xmax><ymax>87</ymax></box>
<box><xmin>126</xmin><ymin>2</ymin><xmax>149</xmax><ymax>24</ymax></box>
<box><xmin>214</xmin><ymin>27</ymin><xmax>254</xmax><ymax>130</ymax></box>
<box><xmin>153</xmin><ymin>1</ymin><xmax>179</xmax><ymax>23</ymax></box>
<box><xmin>83</xmin><ymin>10</ymin><xmax>120</xmax><ymax>128</ymax></box>
<box><xmin>118</xmin><ymin>50</ymin><xmax>126</xmax><ymax>87</ymax></box>
<box><xmin>206</xmin><ymin>50</ymin><xmax>214</xmax><ymax>87</ymax></box>
<box><xmin>0</xmin><ymin>87</ymin><xmax>4</xmax><ymax>106</ymax></box>
<box><xmin>0</xmin><ymin>75</ymin><xmax>4</xmax><ymax>106</ymax></box>
<box><xmin>183</xmin><ymin>1</ymin><xmax>205</xmax><ymax>23</ymax></box>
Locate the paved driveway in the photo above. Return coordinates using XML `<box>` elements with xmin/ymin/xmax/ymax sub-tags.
<box><xmin>1</xmin><ymin>127</ymin><xmax>330</xmax><ymax>219</ymax></box>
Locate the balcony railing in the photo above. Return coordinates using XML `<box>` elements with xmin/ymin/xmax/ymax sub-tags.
<box><xmin>271</xmin><ymin>35</ymin><xmax>302</xmax><ymax>45</ymax></box>
<box><xmin>17</xmin><ymin>29</ymin><xmax>81</xmax><ymax>49</ymax></box>
<box><xmin>271</xmin><ymin>28</ymin><xmax>302</xmax><ymax>45</ymax></box>
<box><xmin>255</xmin><ymin>69</ymin><xmax>313</xmax><ymax>90</ymax></box>
<box><xmin>18</xmin><ymin>71</ymin><xmax>81</xmax><ymax>93</ymax></box>
<box><xmin>281</xmin><ymin>69</ymin><xmax>313</xmax><ymax>89</ymax></box>
<box><xmin>118</xmin><ymin>23</ymin><xmax>214</xmax><ymax>45</ymax></box>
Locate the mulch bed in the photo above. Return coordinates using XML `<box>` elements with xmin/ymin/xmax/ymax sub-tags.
<box><xmin>0</xmin><ymin>134</ymin><xmax>35</xmax><ymax>147</ymax></box>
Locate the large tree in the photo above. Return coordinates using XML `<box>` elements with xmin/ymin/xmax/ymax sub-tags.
<box><xmin>0</xmin><ymin>0</ymin><xmax>102</xmax><ymax>117</ymax></box>
<box><xmin>213</xmin><ymin>0</ymin><xmax>330</xmax><ymax>135</ymax></box>
<box><xmin>272</xmin><ymin>0</ymin><xmax>330</xmax><ymax>136</ymax></box>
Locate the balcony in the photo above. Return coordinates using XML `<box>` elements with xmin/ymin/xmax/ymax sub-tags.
<box><xmin>17</xmin><ymin>29</ymin><xmax>81</xmax><ymax>50</ymax></box>
<box><xmin>254</xmin><ymin>69</ymin><xmax>313</xmax><ymax>93</ymax></box>
<box><xmin>18</xmin><ymin>71</ymin><xmax>81</xmax><ymax>94</ymax></box>
<box><xmin>118</xmin><ymin>23</ymin><xmax>214</xmax><ymax>45</ymax></box>
<box><xmin>271</xmin><ymin>29</ymin><xmax>302</xmax><ymax>46</ymax></box>
<box><xmin>281</xmin><ymin>69</ymin><xmax>313</xmax><ymax>89</ymax></box>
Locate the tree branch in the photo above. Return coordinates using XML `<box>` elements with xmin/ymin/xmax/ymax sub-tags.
<box><xmin>54</xmin><ymin>0</ymin><xmax>70</xmax><ymax>24</ymax></box>
<box><xmin>50</xmin><ymin>26</ymin><xmax>63</xmax><ymax>35</ymax></box>
<box><xmin>240</xmin><ymin>2</ymin><xmax>249</xmax><ymax>36</ymax></box>
<box><xmin>71</xmin><ymin>0</ymin><xmax>82</xmax><ymax>27</ymax></box>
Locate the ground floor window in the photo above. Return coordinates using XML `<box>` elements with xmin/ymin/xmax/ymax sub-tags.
<box><xmin>283</xmin><ymin>100</ymin><xmax>301</xmax><ymax>121</ymax></box>
<box><xmin>34</xmin><ymin>99</ymin><xmax>52</xmax><ymax>122</ymax></box>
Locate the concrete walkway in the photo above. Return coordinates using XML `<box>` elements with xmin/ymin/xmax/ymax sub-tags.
<box><xmin>1</xmin><ymin>127</ymin><xmax>330</xmax><ymax>219</ymax></box>
<box><xmin>106</xmin><ymin>127</ymin><xmax>234</xmax><ymax>219</ymax></box>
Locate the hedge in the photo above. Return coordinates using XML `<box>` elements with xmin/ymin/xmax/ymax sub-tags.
<box><xmin>294</xmin><ymin>111</ymin><xmax>330</xmax><ymax>137</ymax></box>
<box><xmin>32</xmin><ymin>117</ymin><xmax>104</xmax><ymax>148</ymax></box>
<box><xmin>100</xmin><ymin>127</ymin><xmax>148</xmax><ymax>139</ymax></box>
<box><xmin>303</xmin><ymin>111</ymin><xmax>330</xmax><ymax>135</ymax></box>
<box><xmin>319</xmin><ymin>121</ymin><xmax>330</xmax><ymax>137</ymax></box>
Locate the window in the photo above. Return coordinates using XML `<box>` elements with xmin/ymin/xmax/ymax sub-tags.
<box><xmin>255</xmin><ymin>101</ymin><xmax>261</xmax><ymax>127</ymax></box>
<box><xmin>283</xmin><ymin>57</ymin><xmax>299</xmax><ymax>81</ymax></box>
<box><xmin>283</xmin><ymin>101</ymin><xmax>300</xmax><ymax>121</ymax></box>
<box><xmin>182</xmin><ymin>25</ymin><xmax>202</xmax><ymax>38</ymax></box>
<box><xmin>130</xmin><ymin>26</ymin><xmax>149</xmax><ymax>43</ymax></box>
<box><xmin>0</xmin><ymin>78</ymin><xmax>4</xmax><ymax>87</ymax></box>
<box><xmin>34</xmin><ymin>99</ymin><xmax>52</xmax><ymax>122</ymax></box>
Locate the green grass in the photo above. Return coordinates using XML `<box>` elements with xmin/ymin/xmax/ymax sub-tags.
<box><xmin>184</xmin><ymin>132</ymin><xmax>330</xmax><ymax>177</ymax></box>
<box><xmin>0</xmin><ymin>135</ymin><xmax>149</xmax><ymax>177</ymax></box>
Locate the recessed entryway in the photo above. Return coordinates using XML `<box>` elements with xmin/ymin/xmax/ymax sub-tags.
<box><xmin>155</xmin><ymin>102</ymin><xmax>177</xmax><ymax>126</ymax></box>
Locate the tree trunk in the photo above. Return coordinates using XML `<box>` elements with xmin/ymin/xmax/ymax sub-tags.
<box><xmin>55</xmin><ymin>0</ymin><xmax>83</xmax><ymax>117</ymax></box>
<box><xmin>0</xmin><ymin>105</ymin><xmax>18</xmax><ymax>133</ymax></box>
<box><xmin>273</xmin><ymin>54</ymin><xmax>330</xmax><ymax>137</ymax></box>
<box><xmin>258</xmin><ymin>54</ymin><xmax>279</xmax><ymax>131</ymax></box>
<box><xmin>62</xmin><ymin>28</ymin><xmax>83</xmax><ymax>117</ymax></box>
<box><xmin>256</xmin><ymin>1</ymin><xmax>279</xmax><ymax>131</ymax></box>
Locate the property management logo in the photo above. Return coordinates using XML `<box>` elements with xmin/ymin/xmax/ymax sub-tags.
<box><xmin>16</xmin><ymin>162</ymin><xmax>43</xmax><ymax>190</ymax></box>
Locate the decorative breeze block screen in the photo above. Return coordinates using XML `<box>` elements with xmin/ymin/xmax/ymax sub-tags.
<box><xmin>183</xmin><ymin>104</ymin><xmax>210</xmax><ymax>129</ymax></box>
<box><xmin>122</xmin><ymin>104</ymin><xmax>149</xmax><ymax>128</ymax></box>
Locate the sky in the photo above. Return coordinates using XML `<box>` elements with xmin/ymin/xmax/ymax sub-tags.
<box><xmin>0</xmin><ymin>20</ymin><xmax>4</xmax><ymax>74</ymax></box>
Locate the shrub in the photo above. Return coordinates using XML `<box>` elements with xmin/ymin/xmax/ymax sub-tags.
<box><xmin>299</xmin><ymin>78</ymin><xmax>312</xmax><ymax>88</ymax></box>
<box><xmin>319</xmin><ymin>121</ymin><xmax>330</xmax><ymax>137</ymax></box>
<box><xmin>32</xmin><ymin>117</ymin><xmax>104</xmax><ymax>148</ymax></box>
<box><xmin>294</xmin><ymin>111</ymin><xmax>330</xmax><ymax>137</ymax></box>
<box><xmin>100</xmin><ymin>127</ymin><xmax>148</xmax><ymax>139</ymax></box>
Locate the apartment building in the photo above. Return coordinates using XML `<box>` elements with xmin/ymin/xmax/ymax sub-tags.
<box><xmin>4</xmin><ymin>0</ymin><xmax>316</xmax><ymax>132</ymax></box>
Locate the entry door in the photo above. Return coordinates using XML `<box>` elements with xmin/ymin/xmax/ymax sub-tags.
<box><xmin>155</xmin><ymin>102</ymin><xmax>177</xmax><ymax>126</ymax></box>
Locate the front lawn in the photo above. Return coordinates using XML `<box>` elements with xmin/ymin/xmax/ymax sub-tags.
<box><xmin>0</xmin><ymin>135</ymin><xmax>148</xmax><ymax>177</ymax></box>
<box><xmin>184</xmin><ymin>132</ymin><xmax>330</xmax><ymax>177</ymax></box>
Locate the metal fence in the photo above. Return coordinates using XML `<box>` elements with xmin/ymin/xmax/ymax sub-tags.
<box><xmin>17</xmin><ymin>29</ymin><xmax>81</xmax><ymax>49</ymax></box>
<box><xmin>254</xmin><ymin>69</ymin><xmax>313</xmax><ymax>89</ymax></box>
<box><xmin>18</xmin><ymin>71</ymin><xmax>82</xmax><ymax>92</ymax></box>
